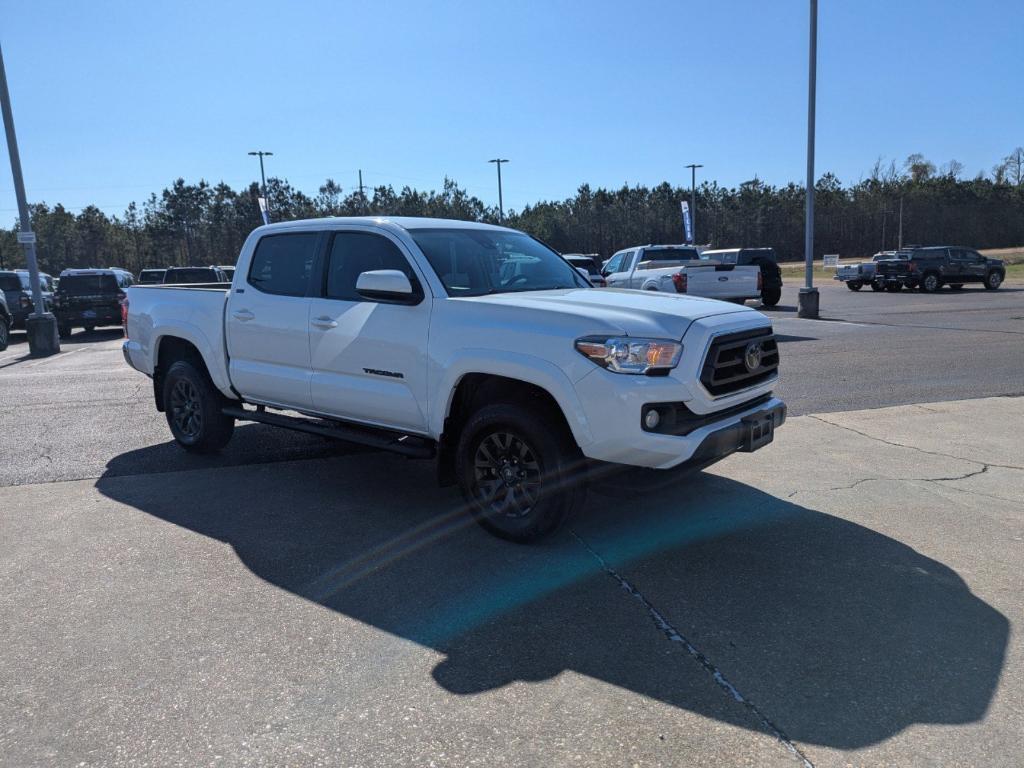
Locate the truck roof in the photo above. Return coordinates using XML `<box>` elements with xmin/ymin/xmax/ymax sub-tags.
<box><xmin>254</xmin><ymin>216</ymin><xmax>517</xmax><ymax>234</ymax></box>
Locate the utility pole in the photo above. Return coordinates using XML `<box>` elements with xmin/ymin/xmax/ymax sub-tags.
<box><xmin>358</xmin><ymin>169</ymin><xmax>368</xmax><ymax>213</ymax></box>
<box><xmin>248</xmin><ymin>150</ymin><xmax>273</xmax><ymax>222</ymax></box>
<box><xmin>685</xmin><ymin>163</ymin><xmax>703</xmax><ymax>244</ymax></box>
<box><xmin>797</xmin><ymin>0</ymin><xmax>819</xmax><ymax>319</ymax></box>
<box><xmin>488</xmin><ymin>158</ymin><xmax>508</xmax><ymax>220</ymax></box>
<box><xmin>0</xmin><ymin>43</ymin><xmax>59</xmax><ymax>355</ymax></box>
<box><xmin>898</xmin><ymin>195</ymin><xmax>904</xmax><ymax>249</ymax></box>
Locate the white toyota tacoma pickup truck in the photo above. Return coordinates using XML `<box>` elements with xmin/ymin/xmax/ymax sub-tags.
<box><xmin>602</xmin><ymin>245</ymin><xmax>763</xmax><ymax>302</ymax></box>
<box><xmin>123</xmin><ymin>217</ymin><xmax>785</xmax><ymax>541</ymax></box>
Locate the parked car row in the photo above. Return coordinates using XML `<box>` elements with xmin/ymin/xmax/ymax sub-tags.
<box><xmin>563</xmin><ymin>245</ymin><xmax>783</xmax><ymax>307</ymax></box>
<box><xmin>834</xmin><ymin>246</ymin><xmax>1005</xmax><ymax>293</ymax></box>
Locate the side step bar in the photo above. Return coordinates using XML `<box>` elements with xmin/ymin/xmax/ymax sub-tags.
<box><xmin>222</xmin><ymin>405</ymin><xmax>436</xmax><ymax>459</ymax></box>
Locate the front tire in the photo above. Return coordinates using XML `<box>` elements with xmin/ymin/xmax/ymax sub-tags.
<box><xmin>870</xmin><ymin>281</ymin><xmax>883</xmax><ymax>291</ymax></box>
<box><xmin>162</xmin><ymin>360</ymin><xmax>235</xmax><ymax>453</ymax></box>
<box><xmin>920</xmin><ymin>273</ymin><xmax>941</xmax><ymax>293</ymax></box>
<box><xmin>984</xmin><ymin>271</ymin><xmax>1003</xmax><ymax>290</ymax></box>
<box><xmin>456</xmin><ymin>403</ymin><xmax>584</xmax><ymax>542</ymax></box>
<box><xmin>0</xmin><ymin>317</ymin><xmax>8</xmax><ymax>351</ymax></box>
<box><xmin>83</xmin><ymin>323</ymin><xmax>96</xmax><ymax>333</ymax></box>
<box><xmin>846</xmin><ymin>281</ymin><xmax>863</xmax><ymax>291</ymax></box>
<box><xmin>885</xmin><ymin>282</ymin><xmax>902</xmax><ymax>292</ymax></box>
<box><xmin>58</xmin><ymin>323</ymin><xmax>72</xmax><ymax>339</ymax></box>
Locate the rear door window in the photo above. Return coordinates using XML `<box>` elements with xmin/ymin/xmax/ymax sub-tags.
<box><xmin>247</xmin><ymin>233</ymin><xmax>319</xmax><ymax>296</ymax></box>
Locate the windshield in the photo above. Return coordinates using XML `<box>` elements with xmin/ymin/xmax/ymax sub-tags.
<box><xmin>58</xmin><ymin>275</ymin><xmax>119</xmax><ymax>295</ymax></box>
<box><xmin>139</xmin><ymin>270</ymin><xmax>165</xmax><ymax>284</ymax></box>
<box><xmin>410</xmin><ymin>228</ymin><xmax>586</xmax><ymax>296</ymax></box>
<box><xmin>164</xmin><ymin>268</ymin><xmax>219</xmax><ymax>283</ymax></box>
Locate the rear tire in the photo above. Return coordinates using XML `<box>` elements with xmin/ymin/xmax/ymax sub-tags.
<box><xmin>162</xmin><ymin>360</ymin><xmax>235</xmax><ymax>453</ymax></box>
<box><xmin>761</xmin><ymin>287</ymin><xmax>781</xmax><ymax>307</ymax></box>
<box><xmin>846</xmin><ymin>281</ymin><xmax>863</xmax><ymax>291</ymax></box>
<box><xmin>870</xmin><ymin>281</ymin><xmax>883</xmax><ymax>291</ymax></box>
<box><xmin>83</xmin><ymin>323</ymin><xmax>96</xmax><ymax>333</ymax></box>
<box><xmin>456</xmin><ymin>403</ymin><xmax>584</xmax><ymax>543</ymax></box>
<box><xmin>920</xmin><ymin>273</ymin><xmax>941</xmax><ymax>293</ymax></box>
<box><xmin>885</xmin><ymin>282</ymin><xmax>902</xmax><ymax>292</ymax></box>
<box><xmin>984</xmin><ymin>271</ymin><xmax>1003</xmax><ymax>290</ymax></box>
<box><xmin>58</xmin><ymin>324</ymin><xmax>72</xmax><ymax>339</ymax></box>
<box><xmin>0</xmin><ymin>317</ymin><xmax>8</xmax><ymax>351</ymax></box>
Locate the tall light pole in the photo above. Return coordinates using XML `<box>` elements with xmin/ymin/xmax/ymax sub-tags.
<box><xmin>488</xmin><ymin>158</ymin><xmax>508</xmax><ymax>220</ymax></box>
<box><xmin>685</xmin><ymin>163</ymin><xmax>703</xmax><ymax>244</ymax></box>
<box><xmin>798</xmin><ymin>0</ymin><xmax>819</xmax><ymax>319</ymax></box>
<box><xmin>0</xmin><ymin>43</ymin><xmax>59</xmax><ymax>355</ymax></box>
<box><xmin>248</xmin><ymin>150</ymin><xmax>273</xmax><ymax>222</ymax></box>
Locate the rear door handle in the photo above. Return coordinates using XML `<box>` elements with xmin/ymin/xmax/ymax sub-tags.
<box><xmin>311</xmin><ymin>316</ymin><xmax>338</xmax><ymax>329</ymax></box>
<box><xmin>232</xmin><ymin>310</ymin><xmax>255</xmax><ymax>322</ymax></box>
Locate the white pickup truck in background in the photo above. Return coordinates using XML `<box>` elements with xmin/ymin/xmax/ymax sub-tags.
<box><xmin>602</xmin><ymin>245</ymin><xmax>763</xmax><ymax>303</ymax></box>
<box><xmin>123</xmin><ymin>218</ymin><xmax>785</xmax><ymax>541</ymax></box>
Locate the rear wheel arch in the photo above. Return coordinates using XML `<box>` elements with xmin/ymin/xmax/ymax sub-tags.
<box><xmin>153</xmin><ymin>336</ymin><xmax>210</xmax><ymax>412</ymax></box>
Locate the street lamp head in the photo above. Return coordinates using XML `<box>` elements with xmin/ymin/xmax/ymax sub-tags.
<box><xmin>248</xmin><ymin>151</ymin><xmax>274</xmax><ymax>156</ymax></box>
<box><xmin>488</xmin><ymin>158</ymin><xmax>509</xmax><ymax>164</ymax></box>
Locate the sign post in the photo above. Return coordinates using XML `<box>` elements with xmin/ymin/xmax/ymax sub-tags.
<box><xmin>0</xmin><ymin>43</ymin><xmax>59</xmax><ymax>355</ymax></box>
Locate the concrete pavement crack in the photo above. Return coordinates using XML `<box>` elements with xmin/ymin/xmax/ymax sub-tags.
<box><xmin>806</xmin><ymin>415</ymin><xmax>1024</xmax><ymax>471</ymax></box>
<box><xmin>568</xmin><ymin>529</ymin><xmax>815</xmax><ymax>768</ymax></box>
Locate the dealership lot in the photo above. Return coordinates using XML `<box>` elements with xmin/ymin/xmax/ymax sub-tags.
<box><xmin>1</xmin><ymin>281</ymin><xmax>1022</xmax><ymax>766</ymax></box>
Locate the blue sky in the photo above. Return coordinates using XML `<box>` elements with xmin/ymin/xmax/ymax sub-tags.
<box><xmin>1</xmin><ymin>0</ymin><xmax>1021</xmax><ymax>218</ymax></box>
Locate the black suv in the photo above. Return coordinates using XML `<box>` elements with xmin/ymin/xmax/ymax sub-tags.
<box><xmin>875</xmin><ymin>247</ymin><xmax>1005</xmax><ymax>293</ymax></box>
<box><xmin>700</xmin><ymin>248</ymin><xmax>784</xmax><ymax>306</ymax></box>
<box><xmin>53</xmin><ymin>269</ymin><xmax>133</xmax><ymax>337</ymax></box>
<box><xmin>0</xmin><ymin>270</ymin><xmax>53</xmax><ymax>329</ymax></box>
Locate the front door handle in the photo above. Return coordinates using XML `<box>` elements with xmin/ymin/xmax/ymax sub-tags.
<box><xmin>232</xmin><ymin>309</ymin><xmax>255</xmax><ymax>322</ymax></box>
<box><xmin>311</xmin><ymin>316</ymin><xmax>338</xmax><ymax>329</ymax></box>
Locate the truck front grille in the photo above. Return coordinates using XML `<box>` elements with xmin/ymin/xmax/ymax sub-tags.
<box><xmin>700</xmin><ymin>328</ymin><xmax>778</xmax><ymax>396</ymax></box>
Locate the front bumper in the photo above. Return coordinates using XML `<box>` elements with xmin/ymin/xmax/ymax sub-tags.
<box><xmin>575</xmin><ymin>365</ymin><xmax>786</xmax><ymax>469</ymax></box>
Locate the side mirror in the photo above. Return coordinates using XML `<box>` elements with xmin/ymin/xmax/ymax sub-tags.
<box><xmin>356</xmin><ymin>269</ymin><xmax>417</xmax><ymax>303</ymax></box>
<box><xmin>575</xmin><ymin>267</ymin><xmax>593</xmax><ymax>285</ymax></box>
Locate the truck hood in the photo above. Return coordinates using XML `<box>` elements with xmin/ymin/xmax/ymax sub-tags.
<box><xmin>454</xmin><ymin>288</ymin><xmax>758</xmax><ymax>339</ymax></box>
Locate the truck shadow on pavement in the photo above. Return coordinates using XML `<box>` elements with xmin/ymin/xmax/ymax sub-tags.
<box><xmin>97</xmin><ymin>443</ymin><xmax>1007</xmax><ymax>750</ymax></box>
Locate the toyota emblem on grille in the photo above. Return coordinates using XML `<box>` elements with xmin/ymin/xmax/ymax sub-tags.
<box><xmin>743</xmin><ymin>341</ymin><xmax>763</xmax><ymax>372</ymax></box>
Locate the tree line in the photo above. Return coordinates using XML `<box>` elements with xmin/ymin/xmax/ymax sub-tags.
<box><xmin>1</xmin><ymin>150</ymin><xmax>1022</xmax><ymax>275</ymax></box>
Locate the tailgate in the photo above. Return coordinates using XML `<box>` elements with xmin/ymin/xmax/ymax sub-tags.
<box><xmin>684</xmin><ymin>265</ymin><xmax>760</xmax><ymax>299</ymax></box>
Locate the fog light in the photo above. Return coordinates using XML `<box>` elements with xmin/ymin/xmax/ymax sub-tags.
<box><xmin>644</xmin><ymin>409</ymin><xmax>661</xmax><ymax>430</ymax></box>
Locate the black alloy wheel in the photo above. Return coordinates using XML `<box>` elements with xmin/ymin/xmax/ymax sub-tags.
<box><xmin>169</xmin><ymin>377</ymin><xmax>204</xmax><ymax>441</ymax></box>
<box><xmin>471</xmin><ymin>431</ymin><xmax>543</xmax><ymax>520</ymax></box>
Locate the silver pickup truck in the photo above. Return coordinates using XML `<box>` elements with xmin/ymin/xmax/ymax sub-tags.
<box><xmin>602</xmin><ymin>245</ymin><xmax>762</xmax><ymax>303</ymax></box>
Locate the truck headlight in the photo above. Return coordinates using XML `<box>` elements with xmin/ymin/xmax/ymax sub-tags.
<box><xmin>575</xmin><ymin>336</ymin><xmax>682</xmax><ymax>375</ymax></box>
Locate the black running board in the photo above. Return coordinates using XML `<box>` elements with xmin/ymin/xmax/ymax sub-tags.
<box><xmin>222</xmin><ymin>405</ymin><xmax>436</xmax><ymax>459</ymax></box>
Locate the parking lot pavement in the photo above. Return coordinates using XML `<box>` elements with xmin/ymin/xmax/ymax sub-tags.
<box><xmin>766</xmin><ymin>281</ymin><xmax>1024</xmax><ymax>414</ymax></box>
<box><xmin>2</xmin><ymin>323</ymin><xmax>1022</xmax><ymax>767</ymax></box>
<box><xmin>0</xmin><ymin>282</ymin><xmax>1020</xmax><ymax>488</ymax></box>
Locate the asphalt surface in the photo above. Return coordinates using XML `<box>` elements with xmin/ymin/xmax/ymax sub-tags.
<box><xmin>1</xmin><ymin>281</ymin><xmax>1022</xmax><ymax>766</ymax></box>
